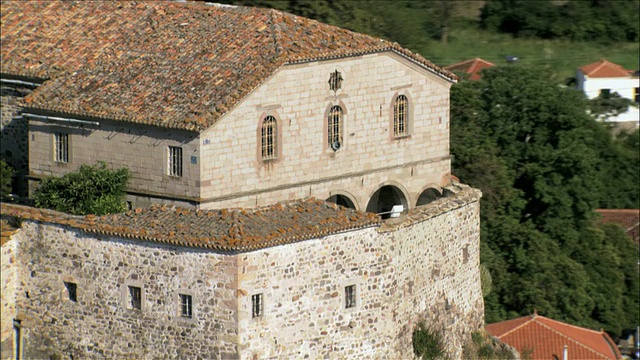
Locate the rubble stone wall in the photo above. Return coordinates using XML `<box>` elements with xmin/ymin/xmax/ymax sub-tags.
<box><xmin>1</xmin><ymin>85</ymin><xmax>32</xmax><ymax>195</ymax></box>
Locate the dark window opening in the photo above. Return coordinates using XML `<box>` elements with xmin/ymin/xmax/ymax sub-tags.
<box><xmin>251</xmin><ymin>293</ymin><xmax>263</xmax><ymax>318</ymax></box>
<box><xmin>345</xmin><ymin>285</ymin><xmax>356</xmax><ymax>309</ymax></box>
<box><xmin>328</xmin><ymin>70</ymin><xmax>343</xmax><ymax>92</ymax></box>
<box><xmin>64</xmin><ymin>281</ymin><xmax>77</xmax><ymax>302</ymax></box>
<box><xmin>180</xmin><ymin>294</ymin><xmax>193</xmax><ymax>318</ymax></box>
<box><xmin>129</xmin><ymin>285</ymin><xmax>142</xmax><ymax>310</ymax></box>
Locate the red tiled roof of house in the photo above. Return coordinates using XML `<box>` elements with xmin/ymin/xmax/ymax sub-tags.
<box><xmin>444</xmin><ymin>58</ymin><xmax>495</xmax><ymax>81</ymax></box>
<box><xmin>0</xmin><ymin>200</ymin><xmax>380</xmax><ymax>252</ymax></box>
<box><xmin>1</xmin><ymin>1</ymin><xmax>455</xmax><ymax>132</ymax></box>
<box><xmin>486</xmin><ymin>313</ymin><xmax>622</xmax><ymax>360</ymax></box>
<box><xmin>579</xmin><ymin>60</ymin><xmax>633</xmax><ymax>78</ymax></box>
<box><xmin>595</xmin><ymin>209</ymin><xmax>640</xmax><ymax>242</ymax></box>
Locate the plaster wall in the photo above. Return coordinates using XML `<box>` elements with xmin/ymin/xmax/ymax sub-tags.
<box><xmin>199</xmin><ymin>52</ymin><xmax>452</xmax><ymax>209</ymax></box>
<box><xmin>28</xmin><ymin>118</ymin><xmax>200</xmax><ymax>202</ymax></box>
<box><xmin>577</xmin><ymin>74</ymin><xmax>640</xmax><ymax>125</ymax></box>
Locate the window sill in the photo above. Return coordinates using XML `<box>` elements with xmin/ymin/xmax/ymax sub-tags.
<box><xmin>393</xmin><ymin>134</ymin><xmax>411</xmax><ymax>140</ymax></box>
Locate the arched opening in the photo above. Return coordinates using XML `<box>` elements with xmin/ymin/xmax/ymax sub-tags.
<box><xmin>326</xmin><ymin>194</ymin><xmax>356</xmax><ymax>210</ymax></box>
<box><xmin>366</xmin><ymin>185</ymin><xmax>408</xmax><ymax>219</ymax></box>
<box><xmin>416</xmin><ymin>187</ymin><xmax>442</xmax><ymax>207</ymax></box>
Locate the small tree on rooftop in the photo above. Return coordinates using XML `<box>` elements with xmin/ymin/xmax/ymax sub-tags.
<box><xmin>34</xmin><ymin>161</ymin><xmax>130</xmax><ymax>215</ymax></box>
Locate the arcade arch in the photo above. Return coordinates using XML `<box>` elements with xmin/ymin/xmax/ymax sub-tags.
<box><xmin>366</xmin><ymin>184</ymin><xmax>409</xmax><ymax>219</ymax></box>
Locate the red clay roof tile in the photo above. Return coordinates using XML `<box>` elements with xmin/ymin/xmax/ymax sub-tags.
<box><xmin>444</xmin><ymin>58</ymin><xmax>495</xmax><ymax>81</ymax></box>
<box><xmin>0</xmin><ymin>200</ymin><xmax>380</xmax><ymax>252</ymax></box>
<box><xmin>595</xmin><ymin>208</ymin><xmax>640</xmax><ymax>242</ymax></box>
<box><xmin>579</xmin><ymin>60</ymin><xmax>633</xmax><ymax>78</ymax></box>
<box><xmin>486</xmin><ymin>313</ymin><xmax>622</xmax><ymax>360</ymax></box>
<box><xmin>1</xmin><ymin>1</ymin><xmax>455</xmax><ymax>132</ymax></box>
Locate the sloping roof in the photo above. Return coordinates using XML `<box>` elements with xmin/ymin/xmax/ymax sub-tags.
<box><xmin>444</xmin><ymin>58</ymin><xmax>494</xmax><ymax>81</ymax></box>
<box><xmin>486</xmin><ymin>313</ymin><xmax>622</xmax><ymax>360</ymax></box>
<box><xmin>0</xmin><ymin>199</ymin><xmax>380</xmax><ymax>252</ymax></box>
<box><xmin>595</xmin><ymin>208</ymin><xmax>640</xmax><ymax>242</ymax></box>
<box><xmin>579</xmin><ymin>60</ymin><xmax>634</xmax><ymax>78</ymax></box>
<box><xmin>1</xmin><ymin>1</ymin><xmax>455</xmax><ymax>132</ymax></box>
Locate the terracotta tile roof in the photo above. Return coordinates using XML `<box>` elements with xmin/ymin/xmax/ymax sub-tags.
<box><xmin>595</xmin><ymin>209</ymin><xmax>640</xmax><ymax>242</ymax></box>
<box><xmin>579</xmin><ymin>60</ymin><xmax>634</xmax><ymax>78</ymax></box>
<box><xmin>486</xmin><ymin>313</ymin><xmax>622</xmax><ymax>360</ymax></box>
<box><xmin>1</xmin><ymin>1</ymin><xmax>455</xmax><ymax>132</ymax></box>
<box><xmin>0</xmin><ymin>199</ymin><xmax>380</xmax><ymax>252</ymax></box>
<box><xmin>444</xmin><ymin>58</ymin><xmax>494</xmax><ymax>81</ymax></box>
<box><xmin>0</xmin><ymin>219</ymin><xmax>20</xmax><ymax>246</ymax></box>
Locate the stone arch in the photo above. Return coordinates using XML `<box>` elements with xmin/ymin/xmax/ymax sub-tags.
<box><xmin>416</xmin><ymin>184</ymin><xmax>443</xmax><ymax>207</ymax></box>
<box><xmin>325</xmin><ymin>190</ymin><xmax>358</xmax><ymax>210</ymax></box>
<box><xmin>366</xmin><ymin>182</ymin><xmax>410</xmax><ymax>219</ymax></box>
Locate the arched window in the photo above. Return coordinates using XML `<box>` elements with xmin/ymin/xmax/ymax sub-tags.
<box><xmin>393</xmin><ymin>94</ymin><xmax>409</xmax><ymax>137</ymax></box>
<box><xmin>328</xmin><ymin>105</ymin><xmax>343</xmax><ymax>149</ymax></box>
<box><xmin>261</xmin><ymin>115</ymin><xmax>277</xmax><ymax>160</ymax></box>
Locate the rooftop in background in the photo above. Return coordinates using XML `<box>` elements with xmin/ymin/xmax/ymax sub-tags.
<box><xmin>0</xmin><ymin>1</ymin><xmax>455</xmax><ymax>132</ymax></box>
<box><xmin>595</xmin><ymin>209</ymin><xmax>640</xmax><ymax>243</ymax></box>
<box><xmin>444</xmin><ymin>58</ymin><xmax>495</xmax><ymax>81</ymax></box>
<box><xmin>486</xmin><ymin>313</ymin><xmax>622</xmax><ymax>360</ymax></box>
<box><xmin>0</xmin><ymin>199</ymin><xmax>380</xmax><ymax>252</ymax></box>
<box><xmin>578</xmin><ymin>59</ymin><xmax>635</xmax><ymax>78</ymax></box>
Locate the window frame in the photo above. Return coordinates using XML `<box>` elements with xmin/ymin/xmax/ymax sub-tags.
<box><xmin>251</xmin><ymin>293</ymin><xmax>264</xmax><ymax>318</ymax></box>
<box><xmin>327</xmin><ymin>105</ymin><xmax>344</xmax><ymax>151</ymax></box>
<box><xmin>123</xmin><ymin>282</ymin><xmax>145</xmax><ymax>312</ymax></box>
<box><xmin>393</xmin><ymin>94</ymin><xmax>410</xmax><ymax>138</ymax></box>
<box><xmin>179</xmin><ymin>293</ymin><xmax>193</xmax><ymax>319</ymax></box>
<box><xmin>54</xmin><ymin>132</ymin><xmax>70</xmax><ymax>163</ymax></box>
<box><xmin>167</xmin><ymin>146</ymin><xmax>183</xmax><ymax>177</ymax></box>
<box><xmin>261</xmin><ymin>115</ymin><xmax>278</xmax><ymax>161</ymax></box>
<box><xmin>634</xmin><ymin>87</ymin><xmax>639</xmax><ymax>103</ymax></box>
<box><xmin>344</xmin><ymin>284</ymin><xmax>357</xmax><ymax>309</ymax></box>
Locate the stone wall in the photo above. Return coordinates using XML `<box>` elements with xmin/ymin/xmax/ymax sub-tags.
<box><xmin>1</xmin><ymin>186</ymin><xmax>482</xmax><ymax>359</ymax></box>
<box><xmin>2</xmin><ymin>222</ymin><xmax>239</xmax><ymax>359</ymax></box>
<box><xmin>1</xmin><ymin>84</ymin><xmax>32</xmax><ymax>196</ymax></box>
<box><xmin>198</xmin><ymin>51</ymin><xmax>452</xmax><ymax>210</ymax></box>
<box><xmin>28</xmin><ymin>118</ymin><xmax>200</xmax><ymax>204</ymax></box>
<box><xmin>237</xmin><ymin>187</ymin><xmax>483</xmax><ymax>359</ymax></box>
<box><xmin>1</xmin><ymin>228</ymin><xmax>21</xmax><ymax>359</ymax></box>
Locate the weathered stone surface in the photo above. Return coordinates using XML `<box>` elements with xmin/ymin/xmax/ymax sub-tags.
<box><xmin>1</xmin><ymin>187</ymin><xmax>483</xmax><ymax>359</ymax></box>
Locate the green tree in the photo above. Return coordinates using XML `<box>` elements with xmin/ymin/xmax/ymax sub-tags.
<box><xmin>451</xmin><ymin>65</ymin><xmax>639</xmax><ymax>337</ymax></box>
<box><xmin>34</xmin><ymin>162</ymin><xmax>130</xmax><ymax>215</ymax></box>
<box><xmin>0</xmin><ymin>159</ymin><xmax>13</xmax><ymax>198</ymax></box>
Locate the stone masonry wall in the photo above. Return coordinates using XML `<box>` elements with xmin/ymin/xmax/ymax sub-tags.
<box><xmin>1</xmin><ymin>85</ymin><xmax>32</xmax><ymax>196</ymax></box>
<box><xmin>237</xmin><ymin>188</ymin><xmax>483</xmax><ymax>359</ymax></box>
<box><xmin>199</xmin><ymin>52</ymin><xmax>452</xmax><ymax>210</ymax></box>
<box><xmin>1</xmin><ymin>231</ymin><xmax>21</xmax><ymax>360</ymax></box>
<box><xmin>28</xmin><ymin>118</ymin><xmax>200</xmax><ymax>203</ymax></box>
<box><xmin>3</xmin><ymin>222</ymin><xmax>239</xmax><ymax>359</ymax></box>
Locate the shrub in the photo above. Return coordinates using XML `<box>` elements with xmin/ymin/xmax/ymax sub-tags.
<box><xmin>413</xmin><ymin>322</ymin><xmax>447</xmax><ymax>360</ymax></box>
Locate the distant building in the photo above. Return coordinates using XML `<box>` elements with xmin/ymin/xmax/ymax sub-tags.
<box><xmin>576</xmin><ymin>60</ymin><xmax>639</xmax><ymax>129</ymax></box>
<box><xmin>444</xmin><ymin>58</ymin><xmax>495</xmax><ymax>81</ymax></box>
<box><xmin>595</xmin><ymin>209</ymin><xmax>640</xmax><ymax>243</ymax></box>
<box><xmin>487</xmin><ymin>312</ymin><xmax>622</xmax><ymax>360</ymax></box>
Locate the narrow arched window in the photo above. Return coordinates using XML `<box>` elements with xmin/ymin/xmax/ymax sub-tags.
<box><xmin>393</xmin><ymin>95</ymin><xmax>408</xmax><ymax>137</ymax></box>
<box><xmin>328</xmin><ymin>105</ymin><xmax>343</xmax><ymax>149</ymax></box>
<box><xmin>261</xmin><ymin>115</ymin><xmax>277</xmax><ymax>160</ymax></box>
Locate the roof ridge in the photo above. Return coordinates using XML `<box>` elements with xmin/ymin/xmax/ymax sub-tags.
<box><xmin>496</xmin><ymin>315</ymin><xmax>536</xmax><ymax>338</ymax></box>
<box><xmin>535</xmin><ymin>317</ymin><xmax>612</xmax><ymax>360</ymax></box>
<box><xmin>537</xmin><ymin>315</ymin><xmax>606</xmax><ymax>335</ymax></box>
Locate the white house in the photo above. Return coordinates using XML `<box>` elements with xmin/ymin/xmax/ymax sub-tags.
<box><xmin>576</xmin><ymin>60</ymin><xmax>639</xmax><ymax>128</ymax></box>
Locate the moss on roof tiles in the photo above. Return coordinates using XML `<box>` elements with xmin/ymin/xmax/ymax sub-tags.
<box><xmin>1</xmin><ymin>1</ymin><xmax>455</xmax><ymax>132</ymax></box>
<box><xmin>0</xmin><ymin>199</ymin><xmax>380</xmax><ymax>252</ymax></box>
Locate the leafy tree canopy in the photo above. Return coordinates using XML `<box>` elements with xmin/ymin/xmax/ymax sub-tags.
<box><xmin>480</xmin><ymin>0</ymin><xmax>639</xmax><ymax>42</ymax></box>
<box><xmin>34</xmin><ymin>162</ymin><xmax>130</xmax><ymax>215</ymax></box>
<box><xmin>451</xmin><ymin>65</ymin><xmax>638</xmax><ymax>337</ymax></box>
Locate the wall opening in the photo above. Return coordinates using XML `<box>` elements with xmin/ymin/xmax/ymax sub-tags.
<box><xmin>366</xmin><ymin>185</ymin><xmax>408</xmax><ymax>219</ymax></box>
<box><xmin>326</xmin><ymin>194</ymin><xmax>356</xmax><ymax>210</ymax></box>
<box><xmin>416</xmin><ymin>187</ymin><xmax>442</xmax><ymax>207</ymax></box>
<box><xmin>13</xmin><ymin>319</ymin><xmax>22</xmax><ymax>360</ymax></box>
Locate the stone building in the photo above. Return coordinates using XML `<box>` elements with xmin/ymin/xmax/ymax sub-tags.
<box><xmin>1</xmin><ymin>2</ymin><xmax>484</xmax><ymax>359</ymax></box>
<box><xmin>2</xmin><ymin>184</ymin><xmax>483</xmax><ymax>359</ymax></box>
<box><xmin>1</xmin><ymin>1</ymin><xmax>455</xmax><ymax>212</ymax></box>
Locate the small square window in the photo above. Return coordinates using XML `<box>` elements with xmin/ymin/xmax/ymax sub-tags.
<box><xmin>128</xmin><ymin>285</ymin><xmax>142</xmax><ymax>310</ymax></box>
<box><xmin>54</xmin><ymin>132</ymin><xmax>69</xmax><ymax>163</ymax></box>
<box><xmin>168</xmin><ymin>146</ymin><xmax>183</xmax><ymax>177</ymax></box>
<box><xmin>179</xmin><ymin>294</ymin><xmax>193</xmax><ymax>318</ymax></box>
<box><xmin>64</xmin><ymin>281</ymin><xmax>77</xmax><ymax>302</ymax></box>
<box><xmin>600</xmin><ymin>88</ymin><xmax>611</xmax><ymax>97</ymax></box>
<box><xmin>345</xmin><ymin>285</ymin><xmax>356</xmax><ymax>309</ymax></box>
<box><xmin>251</xmin><ymin>293</ymin><xmax>263</xmax><ymax>318</ymax></box>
